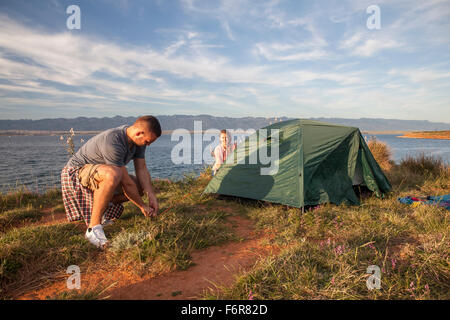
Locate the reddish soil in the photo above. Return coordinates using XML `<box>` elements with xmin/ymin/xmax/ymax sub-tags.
<box><xmin>35</xmin><ymin>210</ymin><xmax>68</xmax><ymax>226</ymax></box>
<box><xmin>12</xmin><ymin>209</ymin><xmax>71</xmax><ymax>230</ymax></box>
<box><xmin>17</xmin><ymin>215</ymin><xmax>282</xmax><ymax>300</ymax></box>
<box><xmin>14</xmin><ymin>209</ymin><xmax>86</xmax><ymax>233</ymax></box>
<box><xmin>398</xmin><ymin>131</ymin><xmax>450</xmax><ymax>140</ymax></box>
<box><xmin>108</xmin><ymin>216</ymin><xmax>279</xmax><ymax>300</ymax></box>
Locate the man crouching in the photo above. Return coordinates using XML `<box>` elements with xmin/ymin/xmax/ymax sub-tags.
<box><xmin>61</xmin><ymin>115</ymin><xmax>161</xmax><ymax>249</ymax></box>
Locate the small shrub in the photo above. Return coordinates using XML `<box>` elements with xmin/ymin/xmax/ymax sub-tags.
<box><xmin>109</xmin><ymin>229</ymin><xmax>158</xmax><ymax>252</ymax></box>
<box><xmin>367</xmin><ymin>137</ymin><xmax>393</xmax><ymax>172</ymax></box>
<box><xmin>400</xmin><ymin>154</ymin><xmax>445</xmax><ymax>177</ymax></box>
<box><xmin>387</xmin><ymin>154</ymin><xmax>448</xmax><ymax>191</ymax></box>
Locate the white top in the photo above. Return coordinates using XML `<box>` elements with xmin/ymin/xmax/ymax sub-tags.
<box><xmin>212</xmin><ymin>143</ymin><xmax>235</xmax><ymax>174</ymax></box>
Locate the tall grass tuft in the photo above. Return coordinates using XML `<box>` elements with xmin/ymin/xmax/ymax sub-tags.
<box><xmin>400</xmin><ymin>153</ymin><xmax>446</xmax><ymax>177</ymax></box>
<box><xmin>60</xmin><ymin>128</ymin><xmax>75</xmax><ymax>156</ymax></box>
<box><xmin>367</xmin><ymin>137</ymin><xmax>393</xmax><ymax>172</ymax></box>
<box><xmin>387</xmin><ymin>154</ymin><xmax>449</xmax><ymax>191</ymax></box>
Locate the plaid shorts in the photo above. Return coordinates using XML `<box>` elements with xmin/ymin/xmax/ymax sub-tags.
<box><xmin>61</xmin><ymin>166</ymin><xmax>124</xmax><ymax>226</ymax></box>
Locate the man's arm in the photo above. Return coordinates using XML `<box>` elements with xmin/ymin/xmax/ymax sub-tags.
<box><xmin>119</xmin><ymin>167</ymin><xmax>152</xmax><ymax>217</ymax></box>
<box><xmin>134</xmin><ymin>158</ymin><xmax>159</xmax><ymax>215</ymax></box>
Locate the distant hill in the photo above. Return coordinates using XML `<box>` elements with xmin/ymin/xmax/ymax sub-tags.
<box><xmin>0</xmin><ymin>115</ymin><xmax>288</xmax><ymax>132</ymax></box>
<box><xmin>0</xmin><ymin>115</ymin><xmax>449</xmax><ymax>133</ymax></box>
<box><xmin>309</xmin><ymin>117</ymin><xmax>450</xmax><ymax>131</ymax></box>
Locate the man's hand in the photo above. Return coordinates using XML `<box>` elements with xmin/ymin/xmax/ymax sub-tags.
<box><xmin>140</xmin><ymin>204</ymin><xmax>154</xmax><ymax>218</ymax></box>
<box><xmin>147</xmin><ymin>192</ymin><xmax>159</xmax><ymax>216</ymax></box>
<box><xmin>134</xmin><ymin>158</ymin><xmax>159</xmax><ymax>217</ymax></box>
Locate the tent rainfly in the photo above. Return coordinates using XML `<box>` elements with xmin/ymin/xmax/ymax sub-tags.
<box><xmin>203</xmin><ymin>119</ymin><xmax>391</xmax><ymax>208</ymax></box>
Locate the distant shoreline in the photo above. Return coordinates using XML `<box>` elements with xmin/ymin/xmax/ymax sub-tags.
<box><xmin>396</xmin><ymin>130</ymin><xmax>450</xmax><ymax>140</ymax></box>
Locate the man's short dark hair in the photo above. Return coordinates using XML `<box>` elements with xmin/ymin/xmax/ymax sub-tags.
<box><xmin>135</xmin><ymin>115</ymin><xmax>162</xmax><ymax>137</ymax></box>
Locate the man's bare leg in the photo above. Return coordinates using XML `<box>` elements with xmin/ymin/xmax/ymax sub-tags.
<box><xmin>89</xmin><ymin>165</ymin><xmax>123</xmax><ymax>228</ymax></box>
<box><xmin>110</xmin><ymin>193</ymin><xmax>128</xmax><ymax>205</ymax></box>
<box><xmin>111</xmin><ymin>175</ymin><xmax>143</xmax><ymax>204</ymax></box>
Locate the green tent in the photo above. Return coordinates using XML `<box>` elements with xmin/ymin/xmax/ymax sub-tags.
<box><xmin>203</xmin><ymin>119</ymin><xmax>391</xmax><ymax>208</ymax></box>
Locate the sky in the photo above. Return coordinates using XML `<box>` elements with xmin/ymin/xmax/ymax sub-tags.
<box><xmin>0</xmin><ymin>0</ymin><xmax>449</xmax><ymax>122</ymax></box>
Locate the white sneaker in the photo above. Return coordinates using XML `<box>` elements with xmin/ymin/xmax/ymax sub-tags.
<box><xmin>85</xmin><ymin>224</ymin><xmax>109</xmax><ymax>249</ymax></box>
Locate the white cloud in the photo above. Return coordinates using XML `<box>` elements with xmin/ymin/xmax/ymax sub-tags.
<box><xmin>164</xmin><ymin>39</ymin><xmax>187</xmax><ymax>56</ymax></box>
<box><xmin>339</xmin><ymin>32</ymin><xmax>364</xmax><ymax>50</ymax></box>
<box><xmin>255</xmin><ymin>43</ymin><xmax>328</xmax><ymax>61</ymax></box>
<box><xmin>388</xmin><ymin>68</ymin><xmax>450</xmax><ymax>83</ymax></box>
<box><xmin>341</xmin><ymin>0</ymin><xmax>450</xmax><ymax>56</ymax></box>
<box><xmin>354</xmin><ymin>38</ymin><xmax>402</xmax><ymax>57</ymax></box>
<box><xmin>0</xmin><ymin>15</ymin><xmax>360</xmax><ymax>96</ymax></box>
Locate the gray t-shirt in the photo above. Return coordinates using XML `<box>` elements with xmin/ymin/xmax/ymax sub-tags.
<box><xmin>66</xmin><ymin>125</ymin><xmax>146</xmax><ymax>168</ymax></box>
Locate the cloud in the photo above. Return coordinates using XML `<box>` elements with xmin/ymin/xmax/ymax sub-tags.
<box><xmin>339</xmin><ymin>32</ymin><xmax>364</xmax><ymax>50</ymax></box>
<box><xmin>388</xmin><ymin>68</ymin><xmax>450</xmax><ymax>83</ymax></box>
<box><xmin>164</xmin><ymin>39</ymin><xmax>187</xmax><ymax>56</ymax></box>
<box><xmin>255</xmin><ymin>43</ymin><xmax>328</xmax><ymax>61</ymax></box>
<box><xmin>0</xmin><ymin>14</ymin><xmax>359</xmax><ymax>94</ymax></box>
<box><xmin>339</xmin><ymin>0</ymin><xmax>450</xmax><ymax>57</ymax></box>
<box><xmin>0</xmin><ymin>0</ymin><xmax>449</xmax><ymax>121</ymax></box>
<box><xmin>354</xmin><ymin>38</ymin><xmax>402</xmax><ymax>57</ymax></box>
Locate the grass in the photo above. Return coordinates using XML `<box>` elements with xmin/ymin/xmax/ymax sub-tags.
<box><xmin>367</xmin><ymin>136</ymin><xmax>394</xmax><ymax>172</ymax></box>
<box><xmin>47</xmin><ymin>281</ymin><xmax>118</xmax><ymax>300</ymax></box>
<box><xmin>387</xmin><ymin>153</ymin><xmax>449</xmax><ymax>192</ymax></box>
<box><xmin>0</xmin><ymin>206</ymin><xmax>44</xmax><ymax>232</ymax></box>
<box><xmin>0</xmin><ymin>223</ymin><xmax>97</xmax><ymax>297</ymax></box>
<box><xmin>0</xmin><ymin>173</ymin><xmax>239</xmax><ymax>299</ymax></box>
<box><xmin>206</xmin><ymin>201</ymin><xmax>448</xmax><ymax>299</ymax></box>
<box><xmin>0</xmin><ymin>154</ymin><xmax>449</xmax><ymax>300</ymax></box>
<box><xmin>0</xmin><ymin>187</ymin><xmax>61</xmax><ymax>213</ymax></box>
<box><xmin>104</xmin><ymin>201</ymin><xmax>237</xmax><ymax>274</ymax></box>
<box><xmin>203</xmin><ymin>155</ymin><xmax>449</xmax><ymax>300</ymax></box>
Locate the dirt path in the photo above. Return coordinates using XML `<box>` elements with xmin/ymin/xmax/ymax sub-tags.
<box><xmin>108</xmin><ymin>216</ymin><xmax>278</xmax><ymax>300</ymax></box>
<box><xmin>33</xmin><ymin>209</ymin><xmax>68</xmax><ymax>226</ymax></box>
<box><xmin>18</xmin><ymin>215</ymin><xmax>281</xmax><ymax>300</ymax></box>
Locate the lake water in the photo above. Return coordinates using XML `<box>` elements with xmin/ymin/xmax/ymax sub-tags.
<box><xmin>0</xmin><ymin>133</ymin><xmax>448</xmax><ymax>193</ymax></box>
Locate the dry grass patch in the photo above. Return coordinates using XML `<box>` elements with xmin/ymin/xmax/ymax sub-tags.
<box><xmin>367</xmin><ymin>137</ymin><xmax>393</xmax><ymax>172</ymax></box>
